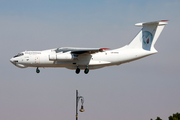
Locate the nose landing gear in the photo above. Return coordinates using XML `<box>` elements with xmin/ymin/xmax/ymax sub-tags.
<box><xmin>36</xmin><ymin>67</ymin><xmax>40</xmax><ymax>73</ymax></box>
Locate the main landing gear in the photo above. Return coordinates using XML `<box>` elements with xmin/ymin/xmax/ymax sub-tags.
<box><xmin>76</xmin><ymin>67</ymin><xmax>80</xmax><ymax>74</ymax></box>
<box><xmin>36</xmin><ymin>67</ymin><xmax>40</xmax><ymax>73</ymax></box>
<box><xmin>84</xmin><ymin>67</ymin><xmax>89</xmax><ymax>74</ymax></box>
<box><xmin>75</xmin><ymin>66</ymin><xmax>89</xmax><ymax>74</ymax></box>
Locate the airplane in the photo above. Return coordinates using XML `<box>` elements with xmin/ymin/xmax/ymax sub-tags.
<box><xmin>10</xmin><ymin>20</ymin><xmax>168</xmax><ymax>74</ymax></box>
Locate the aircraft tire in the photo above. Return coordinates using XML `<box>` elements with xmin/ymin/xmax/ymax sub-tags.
<box><xmin>76</xmin><ymin>68</ymin><xmax>80</xmax><ymax>74</ymax></box>
<box><xmin>36</xmin><ymin>67</ymin><xmax>40</xmax><ymax>73</ymax></box>
<box><xmin>84</xmin><ymin>68</ymin><xmax>89</xmax><ymax>74</ymax></box>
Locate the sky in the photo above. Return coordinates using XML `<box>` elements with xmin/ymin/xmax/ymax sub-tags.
<box><xmin>0</xmin><ymin>0</ymin><xmax>180</xmax><ymax>120</ymax></box>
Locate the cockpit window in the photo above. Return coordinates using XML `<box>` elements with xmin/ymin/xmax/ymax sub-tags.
<box><xmin>13</xmin><ymin>53</ymin><xmax>24</xmax><ymax>58</ymax></box>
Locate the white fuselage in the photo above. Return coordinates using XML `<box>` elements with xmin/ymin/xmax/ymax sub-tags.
<box><xmin>10</xmin><ymin>46</ymin><xmax>156</xmax><ymax>70</ymax></box>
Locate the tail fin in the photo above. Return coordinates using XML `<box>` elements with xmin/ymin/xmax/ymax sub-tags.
<box><xmin>128</xmin><ymin>20</ymin><xmax>168</xmax><ymax>51</ymax></box>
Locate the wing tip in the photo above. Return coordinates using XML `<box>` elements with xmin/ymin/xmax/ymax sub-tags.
<box><xmin>161</xmin><ymin>20</ymin><xmax>169</xmax><ymax>22</ymax></box>
<box><xmin>100</xmin><ymin>48</ymin><xmax>110</xmax><ymax>50</ymax></box>
<box><xmin>99</xmin><ymin>48</ymin><xmax>110</xmax><ymax>52</ymax></box>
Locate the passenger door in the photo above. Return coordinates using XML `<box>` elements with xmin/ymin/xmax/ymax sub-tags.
<box><xmin>35</xmin><ymin>56</ymin><xmax>40</xmax><ymax>64</ymax></box>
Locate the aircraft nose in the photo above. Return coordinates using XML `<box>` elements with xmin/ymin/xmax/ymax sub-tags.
<box><xmin>10</xmin><ymin>58</ymin><xmax>18</xmax><ymax>64</ymax></box>
<box><xmin>10</xmin><ymin>58</ymin><xmax>13</xmax><ymax>63</ymax></box>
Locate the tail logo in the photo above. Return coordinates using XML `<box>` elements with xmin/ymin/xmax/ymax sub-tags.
<box><xmin>140</xmin><ymin>31</ymin><xmax>153</xmax><ymax>50</ymax></box>
<box><xmin>141</xmin><ymin>31</ymin><xmax>153</xmax><ymax>44</ymax></box>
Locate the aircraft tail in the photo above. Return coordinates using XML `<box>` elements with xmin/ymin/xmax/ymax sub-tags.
<box><xmin>128</xmin><ymin>20</ymin><xmax>168</xmax><ymax>51</ymax></box>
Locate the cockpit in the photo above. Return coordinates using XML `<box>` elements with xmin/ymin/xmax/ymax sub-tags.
<box><xmin>10</xmin><ymin>52</ymin><xmax>27</xmax><ymax>68</ymax></box>
<box><xmin>13</xmin><ymin>53</ymin><xmax>24</xmax><ymax>58</ymax></box>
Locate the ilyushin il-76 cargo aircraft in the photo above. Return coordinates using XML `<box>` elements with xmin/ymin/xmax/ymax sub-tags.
<box><xmin>10</xmin><ymin>20</ymin><xmax>168</xmax><ymax>74</ymax></box>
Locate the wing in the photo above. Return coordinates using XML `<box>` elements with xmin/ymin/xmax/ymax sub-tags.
<box><xmin>56</xmin><ymin>47</ymin><xmax>109</xmax><ymax>54</ymax></box>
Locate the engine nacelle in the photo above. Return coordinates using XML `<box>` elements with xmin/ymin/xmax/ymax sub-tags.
<box><xmin>49</xmin><ymin>53</ymin><xmax>76</xmax><ymax>61</ymax></box>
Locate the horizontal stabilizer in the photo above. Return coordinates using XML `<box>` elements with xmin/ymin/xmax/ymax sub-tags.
<box><xmin>135</xmin><ymin>20</ymin><xmax>168</xmax><ymax>27</ymax></box>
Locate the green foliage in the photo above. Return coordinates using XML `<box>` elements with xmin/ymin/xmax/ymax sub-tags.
<box><xmin>156</xmin><ymin>117</ymin><xmax>162</xmax><ymax>120</ymax></box>
<box><xmin>169</xmin><ymin>112</ymin><xmax>180</xmax><ymax>120</ymax></box>
<box><xmin>150</xmin><ymin>112</ymin><xmax>180</xmax><ymax>120</ymax></box>
<box><xmin>169</xmin><ymin>116</ymin><xmax>173</xmax><ymax>120</ymax></box>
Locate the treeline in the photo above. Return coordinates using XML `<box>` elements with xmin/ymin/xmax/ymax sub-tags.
<box><xmin>151</xmin><ymin>112</ymin><xmax>180</xmax><ymax>120</ymax></box>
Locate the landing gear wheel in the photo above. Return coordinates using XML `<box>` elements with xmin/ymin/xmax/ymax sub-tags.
<box><xmin>84</xmin><ymin>68</ymin><xmax>89</xmax><ymax>74</ymax></box>
<box><xmin>36</xmin><ymin>67</ymin><xmax>40</xmax><ymax>73</ymax></box>
<box><xmin>76</xmin><ymin>67</ymin><xmax>80</xmax><ymax>74</ymax></box>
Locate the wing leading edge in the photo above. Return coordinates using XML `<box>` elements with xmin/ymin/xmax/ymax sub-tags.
<box><xmin>56</xmin><ymin>47</ymin><xmax>109</xmax><ymax>54</ymax></box>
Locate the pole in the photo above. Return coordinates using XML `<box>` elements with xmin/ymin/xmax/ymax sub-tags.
<box><xmin>76</xmin><ymin>89</ymin><xmax>78</xmax><ymax>120</ymax></box>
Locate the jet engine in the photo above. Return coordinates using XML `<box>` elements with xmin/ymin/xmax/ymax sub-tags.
<box><xmin>49</xmin><ymin>53</ymin><xmax>77</xmax><ymax>61</ymax></box>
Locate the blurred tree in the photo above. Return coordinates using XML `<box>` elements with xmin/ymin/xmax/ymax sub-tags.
<box><xmin>169</xmin><ymin>116</ymin><xmax>173</xmax><ymax>120</ymax></box>
<box><xmin>151</xmin><ymin>112</ymin><xmax>180</xmax><ymax>120</ymax></box>
<box><xmin>156</xmin><ymin>117</ymin><xmax>162</xmax><ymax>120</ymax></box>
<box><xmin>169</xmin><ymin>112</ymin><xmax>180</xmax><ymax>120</ymax></box>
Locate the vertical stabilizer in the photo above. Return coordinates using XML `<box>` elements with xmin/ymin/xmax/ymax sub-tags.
<box><xmin>128</xmin><ymin>20</ymin><xmax>168</xmax><ymax>51</ymax></box>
